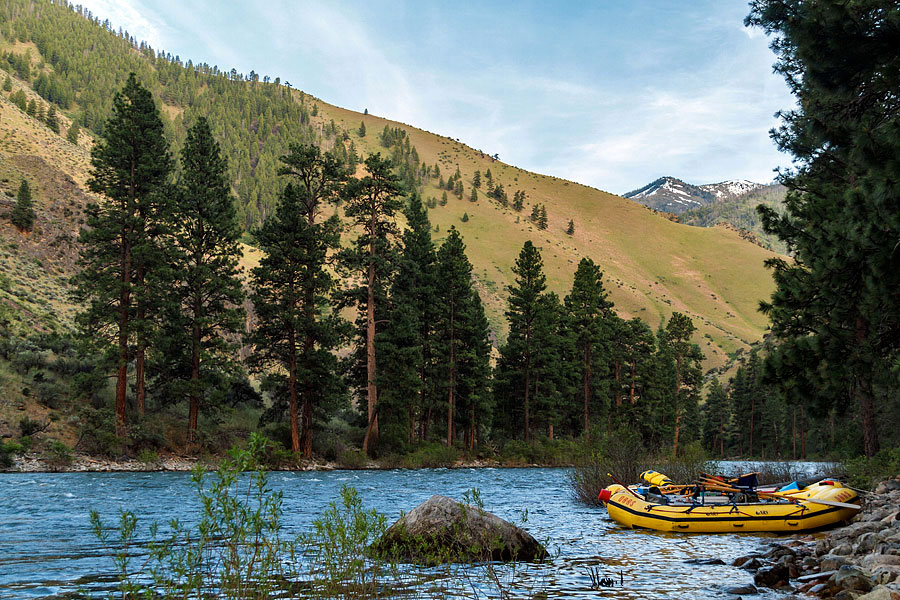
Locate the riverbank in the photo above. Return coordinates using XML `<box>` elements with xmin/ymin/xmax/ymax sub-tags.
<box><xmin>4</xmin><ymin>451</ymin><xmax>529</xmax><ymax>473</ymax></box>
<box><xmin>734</xmin><ymin>476</ymin><xmax>900</xmax><ymax>598</ymax></box>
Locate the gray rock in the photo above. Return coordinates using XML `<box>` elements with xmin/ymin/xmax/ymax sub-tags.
<box><xmin>862</xmin><ymin>556</ymin><xmax>900</xmax><ymax>570</ymax></box>
<box><xmin>835</xmin><ymin>543</ymin><xmax>856</xmax><ymax>556</ymax></box>
<box><xmin>859</xmin><ymin>533</ymin><xmax>881</xmax><ymax>554</ymax></box>
<box><xmin>835</xmin><ymin>565</ymin><xmax>875</xmax><ymax>593</ymax></box>
<box><xmin>741</xmin><ymin>557</ymin><xmax>766</xmax><ymax>571</ymax></box>
<box><xmin>733</xmin><ymin>555</ymin><xmax>759</xmax><ymax>568</ymax></box>
<box><xmin>372</xmin><ymin>495</ymin><xmax>547</xmax><ymax>564</ymax></box>
<box><xmin>798</xmin><ymin>570</ymin><xmax>837</xmax><ymax>582</ymax></box>
<box><xmin>872</xmin><ymin>567</ymin><xmax>900</xmax><ymax>585</ymax></box>
<box><xmin>754</xmin><ymin>564</ymin><xmax>790</xmax><ymax>588</ymax></box>
<box><xmin>857</xmin><ymin>585</ymin><xmax>900</xmax><ymax>600</ymax></box>
<box><xmin>686</xmin><ymin>558</ymin><xmax>726</xmax><ymax>565</ymax></box>
<box><xmin>810</xmin><ymin>582</ymin><xmax>832</xmax><ymax>594</ymax></box>
<box><xmin>835</xmin><ymin>590</ymin><xmax>863</xmax><ymax>600</ymax></box>
<box><xmin>723</xmin><ymin>583</ymin><xmax>758</xmax><ymax>595</ymax></box>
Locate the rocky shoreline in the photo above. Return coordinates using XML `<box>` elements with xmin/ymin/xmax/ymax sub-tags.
<box><xmin>730</xmin><ymin>477</ymin><xmax>900</xmax><ymax>599</ymax></box>
<box><xmin>4</xmin><ymin>452</ymin><xmax>516</xmax><ymax>473</ymax></box>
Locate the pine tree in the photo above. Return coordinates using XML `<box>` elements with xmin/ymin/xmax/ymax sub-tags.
<box><xmin>73</xmin><ymin>73</ymin><xmax>172</xmax><ymax>437</ymax></box>
<box><xmin>160</xmin><ymin>117</ymin><xmax>245</xmax><ymax>442</ymax></box>
<box><xmin>341</xmin><ymin>153</ymin><xmax>404</xmax><ymax>454</ymax></box>
<box><xmin>498</xmin><ymin>241</ymin><xmax>547</xmax><ymax>442</ymax></box>
<box><xmin>2</xmin><ymin>75</ymin><xmax>11</xmax><ymax>92</ymax></box>
<box><xmin>66</xmin><ymin>122</ymin><xmax>80</xmax><ymax>145</ymax></box>
<box><xmin>530</xmin><ymin>204</ymin><xmax>540</xmax><ymax>224</ymax></box>
<box><xmin>251</xmin><ymin>143</ymin><xmax>348</xmax><ymax>455</ymax></box>
<box><xmin>564</xmin><ymin>258</ymin><xmax>613</xmax><ymax>441</ymax></box>
<box><xmin>513</xmin><ymin>190</ymin><xmax>525</xmax><ymax>212</ymax></box>
<box><xmin>473</xmin><ymin>170</ymin><xmax>481</xmax><ymax>188</ymax></box>
<box><xmin>45</xmin><ymin>105</ymin><xmax>60</xmax><ymax>134</ymax></box>
<box><xmin>26</xmin><ymin>98</ymin><xmax>36</xmax><ymax>116</ymax></box>
<box><xmin>747</xmin><ymin>0</ymin><xmax>900</xmax><ymax>456</ymax></box>
<box><xmin>10</xmin><ymin>89</ymin><xmax>27</xmax><ymax>112</ymax></box>
<box><xmin>11</xmin><ymin>179</ymin><xmax>35</xmax><ymax>232</ymax></box>
<box><xmin>454</xmin><ymin>178</ymin><xmax>464</xmax><ymax>199</ymax></box>
<box><xmin>662</xmin><ymin>312</ymin><xmax>703</xmax><ymax>454</ymax></box>
<box><xmin>537</xmin><ymin>205</ymin><xmax>548</xmax><ymax>230</ymax></box>
<box><xmin>377</xmin><ymin>193</ymin><xmax>437</xmax><ymax>449</ymax></box>
<box><xmin>469</xmin><ymin>187</ymin><xmax>478</xmax><ymax>203</ymax></box>
<box><xmin>440</xmin><ymin>191</ymin><xmax>448</xmax><ymax>206</ymax></box>
<box><xmin>566</xmin><ymin>219</ymin><xmax>575</xmax><ymax>235</ymax></box>
<box><xmin>358</xmin><ymin>121</ymin><xmax>366</xmax><ymax>137</ymax></box>
<box><xmin>702</xmin><ymin>379</ymin><xmax>731</xmax><ymax>457</ymax></box>
<box><xmin>461</xmin><ymin>212</ymin><xmax>469</xmax><ymax>223</ymax></box>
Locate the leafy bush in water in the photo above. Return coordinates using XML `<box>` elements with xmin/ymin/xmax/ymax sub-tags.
<box><xmin>570</xmin><ymin>430</ymin><xmax>711</xmax><ymax>505</ymax></box>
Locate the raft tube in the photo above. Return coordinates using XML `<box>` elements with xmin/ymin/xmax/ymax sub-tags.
<box><xmin>598</xmin><ymin>480</ymin><xmax>859</xmax><ymax>533</ymax></box>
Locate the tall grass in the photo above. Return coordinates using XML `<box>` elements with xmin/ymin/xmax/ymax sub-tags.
<box><xmin>569</xmin><ymin>430</ymin><xmax>710</xmax><ymax>505</ymax></box>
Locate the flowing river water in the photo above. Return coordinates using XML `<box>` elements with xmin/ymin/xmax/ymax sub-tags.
<box><xmin>0</xmin><ymin>465</ymin><xmax>833</xmax><ymax>599</ymax></box>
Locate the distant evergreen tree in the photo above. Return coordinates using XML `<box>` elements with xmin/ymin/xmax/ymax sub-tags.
<box><xmin>473</xmin><ymin>170</ymin><xmax>481</xmax><ymax>188</ymax></box>
<box><xmin>2</xmin><ymin>75</ymin><xmax>11</xmax><ymax>91</ymax></box>
<box><xmin>10</xmin><ymin>89</ymin><xmax>26</xmax><ymax>111</ymax></box>
<box><xmin>358</xmin><ymin>121</ymin><xmax>366</xmax><ymax>137</ymax></box>
<box><xmin>702</xmin><ymin>379</ymin><xmax>731</xmax><ymax>457</ymax></box>
<box><xmin>66</xmin><ymin>121</ymin><xmax>80</xmax><ymax>144</ymax></box>
<box><xmin>433</xmin><ymin>163</ymin><xmax>440</xmax><ymax>179</ymax></box>
<box><xmin>530</xmin><ymin>204</ymin><xmax>540</xmax><ymax>223</ymax></box>
<box><xmin>461</xmin><ymin>212</ymin><xmax>469</xmax><ymax>223</ymax></box>
<box><xmin>469</xmin><ymin>187</ymin><xmax>478</xmax><ymax>203</ymax></box>
<box><xmin>26</xmin><ymin>98</ymin><xmax>36</xmax><ymax>116</ymax></box>
<box><xmin>662</xmin><ymin>312</ymin><xmax>703</xmax><ymax>454</ymax></box>
<box><xmin>566</xmin><ymin>219</ymin><xmax>575</xmax><ymax>235</ymax></box>
<box><xmin>73</xmin><ymin>73</ymin><xmax>172</xmax><ymax>437</ymax></box>
<box><xmin>11</xmin><ymin>179</ymin><xmax>35</xmax><ymax>232</ymax></box>
<box><xmin>454</xmin><ymin>178</ymin><xmax>464</xmax><ymax>199</ymax></box>
<box><xmin>441</xmin><ymin>191</ymin><xmax>448</xmax><ymax>206</ymax></box>
<box><xmin>341</xmin><ymin>153</ymin><xmax>405</xmax><ymax>455</ymax></box>
<box><xmin>45</xmin><ymin>104</ymin><xmax>59</xmax><ymax>134</ymax></box>
<box><xmin>537</xmin><ymin>204</ymin><xmax>548</xmax><ymax>230</ymax></box>
<box><xmin>513</xmin><ymin>190</ymin><xmax>525</xmax><ymax>212</ymax></box>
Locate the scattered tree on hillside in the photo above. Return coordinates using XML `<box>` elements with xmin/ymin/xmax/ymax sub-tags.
<box><xmin>11</xmin><ymin>179</ymin><xmax>35</xmax><ymax>232</ymax></box>
<box><xmin>473</xmin><ymin>170</ymin><xmax>481</xmax><ymax>188</ymax></box>
<box><xmin>2</xmin><ymin>75</ymin><xmax>11</xmax><ymax>91</ymax></box>
<box><xmin>566</xmin><ymin>219</ymin><xmax>575</xmax><ymax>235</ymax></box>
<box><xmin>469</xmin><ymin>187</ymin><xmax>477</xmax><ymax>203</ymax></box>
<box><xmin>66</xmin><ymin>121</ymin><xmax>80</xmax><ymax>144</ymax></box>
<box><xmin>358</xmin><ymin>121</ymin><xmax>366</xmax><ymax>137</ymax></box>
<box><xmin>513</xmin><ymin>190</ymin><xmax>525</xmax><ymax>212</ymax></box>
<box><xmin>537</xmin><ymin>205</ymin><xmax>548</xmax><ymax>230</ymax></box>
<box><xmin>45</xmin><ymin>105</ymin><xmax>59</xmax><ymax>134</ymax></box>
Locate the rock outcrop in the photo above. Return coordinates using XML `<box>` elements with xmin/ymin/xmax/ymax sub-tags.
<box><xmin>372</xmin><ymin>495</ymin><xmax>548</xmax><ymax>564</ymax></box>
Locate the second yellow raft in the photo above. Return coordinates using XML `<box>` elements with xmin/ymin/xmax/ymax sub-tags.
<box><xmin>600</xmin><ymin>481</ymin><xmax>859</xmax><ymax>533</ymax></box>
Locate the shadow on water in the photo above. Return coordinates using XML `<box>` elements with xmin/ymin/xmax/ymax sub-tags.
<box><xmin>0</xmin><ymin>464</ymin><xmax>833</xmax><ymax>599</ymax></box>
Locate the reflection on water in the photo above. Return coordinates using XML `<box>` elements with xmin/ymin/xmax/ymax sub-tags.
<box><xmin>0</xmin><ymin>463</ymin><xmax>831</xmax><ymax>599</ymax></box>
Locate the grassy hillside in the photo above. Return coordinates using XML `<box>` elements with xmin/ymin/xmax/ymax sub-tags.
<box><xmin>0</xmin><ymin>0</ymin><xmax>778</xmax><ymax>378</ymax></box>
<box><xmin>679</xmin><ymin>184</ymin><xmax>788</xmax><ymax>254</ymax></box>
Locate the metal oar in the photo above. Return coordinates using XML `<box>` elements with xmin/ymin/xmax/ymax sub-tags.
<box><xmin>698</xmin><ymin>476</ymin><xmax>860</xmax><ymax>510</ymax></box>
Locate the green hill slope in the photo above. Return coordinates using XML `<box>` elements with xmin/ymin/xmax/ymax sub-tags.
<box><xmin>0</xmin><ymin>0</ymin><xmax>778</xmax><ymax>373</ymax></box>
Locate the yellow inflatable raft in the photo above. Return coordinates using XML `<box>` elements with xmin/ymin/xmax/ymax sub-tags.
<box><xmin>599</xmin><ymin>481</ymin><xmax>859</xmax><ymax>533</ymax></box>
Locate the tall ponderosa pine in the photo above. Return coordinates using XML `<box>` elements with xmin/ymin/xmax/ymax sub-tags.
<box><xmin>747</xmin><ymin>1</ymin><xmax>900</xmax><ymax>456</ymax></box>
<box><xmin>73</xmin><ymin>73</ymin><xmax>172</xmax><ymax>437</ymax></box>
<box><xmin>662</xmin><ymin>312</ymin><xmax>703</xmax><ymax>455</ymax></box>
<box><xmin>165</xmin><ymin>117</ymin><xmax>245</xmax><ymax>442</ymax></box>
<box><xmin>434</xmin><ymin>227</ymin><xmax>491</xmax><ymax>448</ymax></box>
<box><xmin>11</xmin><ymin>179</ymin><xmax>35</xmax><ymax>232</ymax></box>
<box><xmin>377</xmin><ymin>193</ymin><xmax>436</xmax><ymax>449</ymax></box>
<box><xmin>498</xmin><ymin>241</ymin><xmax>547</xmax><ymax>442</ymax></box>
<box><xmin>341</xmin><ymin>153</ymin><xmax>404</xmax><ymax>454</ymax></box>
<box><xmin>564</xmin><ymin>258</ymin><xmax>612</xmax><ymax>441</ymax></box>
<box><xmin>251</xmin><ymin>144</ymin><xmax>348</xmax><ymax>456</ymax></box>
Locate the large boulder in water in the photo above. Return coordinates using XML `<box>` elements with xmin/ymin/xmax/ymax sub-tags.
<box><xmin>371</xmin><ymin>495</ymin><xmax>548</xmax><ymax>564</ymax></box>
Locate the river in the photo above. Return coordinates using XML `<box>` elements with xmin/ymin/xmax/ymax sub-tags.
<box><xmin>0</xmin><ymin>466</ymin><xmax>831</xmax><ymax>599</ymax></box>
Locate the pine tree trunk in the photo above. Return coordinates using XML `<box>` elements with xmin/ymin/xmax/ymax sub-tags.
<box><xmin>300</xmin><ymin>333</ymin><xmax>314</xmax><ymax>457</ymax></box>
<box><xmin>792</xmin><ymin>406</ymin><xmax>797</xmax><ymax>460</ymax></box>
<box><xmin>188</xmin><ymin>316</ymin><xmax>201</xmax><ymax>443</ymax></box>
<box><xmin>469</xmin><ymin>404</ymin><xmax>475</xmax><ymax>450</ymax></box>
<box><xmin>288</xmin><ymin>329</ymin><xmax>300</xmax><ymax>454</ymax></box>
<box><xmin>855</xmin><ymin>317</ymin><xmax>880</xmax><ymax>457</ymax></box>
<box><xmin>524</xmin><ymin>350</ymin><xmax>531</xmax><ymax>443</ymax></box>
<box><xmin>447</xmin><ymin>305</ymin><xmax>455</xmax><ymax>448</ymax></box>
<box><xmin>673</xmin><ymin>355</ymin><xmax>681</xmax><ymax>455</ymax></box>
<box><xmin>629</xmin><ymin>361</ymin><xmax>636</xmax><ymax>404</ymax></box>
<box><xmin>115</xmin><ymin>227</ymin><xmax>131</xmax><ymax>439</ymax></box>
<box><xmin>135</xmin><ymin>281</ymin><xmax>146</xmax><ymax>417</ymax></box>
<box><xmin>583</xmin><ymin>343</ymin><xmax>591</xmax><ymax>441</ymax></box>
<box><xmin>801</xmin><ymin>405</ymin><xmax>806</xmax><ymax>458</ymax></box>
<box><xmin>749</xmin><ymin>396</ymin><xmax>755</xmax><ymax>458</ymax></box>
<box><xmin>362</xmin><ymin>236</ymin><xmax>378</xmax><ymax>454</ymax></box>
<box><xmin>614</xmin><ymin>359</ymin><xmax>622</xmax><ymax>408</ymax></box>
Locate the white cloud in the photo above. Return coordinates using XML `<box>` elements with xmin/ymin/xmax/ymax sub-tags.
<box><xmin>79</xmin><ymin>0</ymin><xmax>165</xmax><ymax>49</ymax></box>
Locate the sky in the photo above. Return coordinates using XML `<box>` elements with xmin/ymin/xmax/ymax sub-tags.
<box><xmin>78</xmin><ymin>0</ymin><xmax>794</xmax><ymax>195</ymax></box>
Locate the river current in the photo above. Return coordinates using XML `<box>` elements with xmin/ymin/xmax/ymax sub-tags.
<box><xmin>0</xmin><ymin>466</ymin><xmax>824</xmax><ymax>599</ymax></box>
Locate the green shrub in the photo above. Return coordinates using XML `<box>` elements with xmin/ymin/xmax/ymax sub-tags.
<box><xmin>43</xmin><ymin>439</ymin><xmax>73</xmax><ymax>468</ymax></box>
<box><xmin>841</xmin><ymin>447</ymin><xmax>900</xmax><ymax>490</ymax></box>
<box><xmin>137</xmin><ymin>449</ymin><xmax>159</xmax><ymax>464</ymax></box>
<box><xmin>336</xmin><ymin>447</ymin><xmax>367</xmax><ymax>469</ymax></box>
<box><xmin>400</xmin><ymin>442</ymin><xmax>459</xmax><ymax>468</ymax></box>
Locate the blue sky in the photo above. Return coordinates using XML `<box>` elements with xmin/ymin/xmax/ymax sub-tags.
<box><xmin>79</xmin><ymin>0</ymin><xmax>793</xmax><ymax>195</ymax></box>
